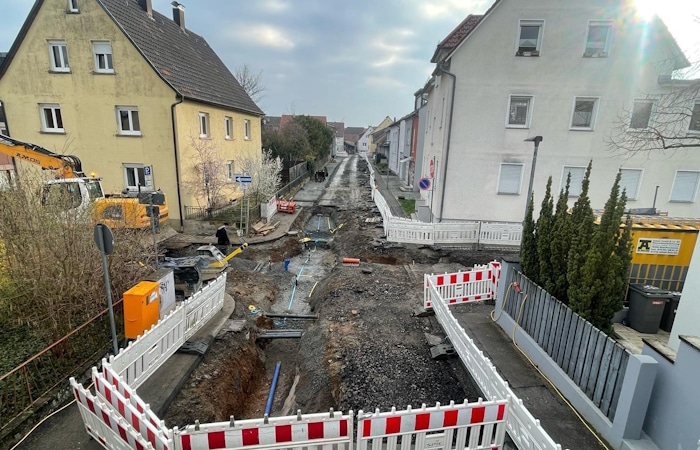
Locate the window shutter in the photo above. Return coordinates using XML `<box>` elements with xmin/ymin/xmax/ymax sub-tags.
<box><xmin>670</xmin><ymin>171</ymin><xmax>700</xmax><ymax>202</ymax></box>
<box><xmin>94</xmin><ymin>42</ymin><xmax>111</xmax><ymax>54</ymax></box>
<box><xmin>498</xmin><ymin>164</ymin><xmax>522</xmax><ymax>194</ymax></box>
<box><xmin>619</xmin><ymin>169</ymin><xmax>642</xmax><ymax>200</ymax></box>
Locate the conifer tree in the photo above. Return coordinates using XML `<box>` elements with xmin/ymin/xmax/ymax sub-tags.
<box><xmin>520</xmin><ymin>192</ymin><xmax>539</xmax><ymax>283</ymax></box>
<box><xmin>537</xmin><ymin>177</ymin><xmax>554</xmax><ymax>290</ymax></box>
<box><xmin>567</xmin><ymin>162</ymin><xmax>594</xmax><ymax>313</ymax></box>
<box><xmin>549</xmin><ymin>173</ymin><xmax>572</xmax><ymax>302</ymax></box>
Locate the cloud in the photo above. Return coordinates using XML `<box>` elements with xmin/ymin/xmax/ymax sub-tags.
<box><xmin>260</xmin><ymin>0</ymin><xmax>289</xmax><ymax>13</ymax></box>
<box><xmin>419</xmin><ymin>0</ymin><xmax>487</xmax><ymax>19</ymax></box>
<box><xmin>225</xmin><ymin>24</ymin><xmax>295</xmax><ymax>50</ymax></box>
<box><xmin>363</xmin><ymin>76</ymin><xmax>408</xmax><ymax>89</ymax></box>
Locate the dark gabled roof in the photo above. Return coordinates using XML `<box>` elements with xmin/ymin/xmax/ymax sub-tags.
<box><xmin>327</xmin><ymin>121</ymin><xmax>345</xmax><ymax>137</ymax></box>
<box><xmin>431</xmin><ymin>14</ymin><xmax>484</xmax><ymax>63</ymax></box>
<box><xmin>0</xmin><ymin>53</ymin><xmax>7</xmax><ymax>71</ymax></box>
<box><xmin>98</xmin><ymin>0</ymin><xmax>263</xmax><ymax>115</ymax></box>
<box><xmin>344</xmin><ymin>127</ymin><xmax>365</xmax><ymax>136</ymax></box>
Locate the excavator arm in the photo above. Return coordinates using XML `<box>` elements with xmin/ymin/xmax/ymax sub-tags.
<box><xmin>0</xmin><ymin>133</ymin><xmax>85</xmax><ymax>178</ymax></box>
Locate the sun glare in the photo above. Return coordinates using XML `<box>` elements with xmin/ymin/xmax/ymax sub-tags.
<box><xmin>634</xmin><ymin>0</ymin><xmax>657</xmax><ymax>19</ymax></box>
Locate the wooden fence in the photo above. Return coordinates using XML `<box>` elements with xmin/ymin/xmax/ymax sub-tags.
<box><xmin>501</xmin><ymin>266</ymin><xmax>630</xmax><ymax>421</ymax></box>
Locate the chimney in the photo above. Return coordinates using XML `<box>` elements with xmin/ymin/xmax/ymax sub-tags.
<box><xmin>171</xmin><ymin>2</ymin><xmax>185</xmax><ymax>31</ymax></box>
<box><xmin>138</xmin><ymin>0</ymin><xmax>152</xmax><ymax>17</ymax></box>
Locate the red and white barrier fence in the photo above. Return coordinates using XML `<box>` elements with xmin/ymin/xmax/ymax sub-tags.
<box><xmin>357</xmin><ymin>399</ymin><xmax>507</xmax><ymax>450</ymax></box>
<box><xmin>424</xmin><ymin>261</ymin><xmax>500</xmax><ymax>308</ymax></box>
<box><xmin>172</xmin><ymin>410</ymin><xmax>353</xmax><ymax>450</ymax></box>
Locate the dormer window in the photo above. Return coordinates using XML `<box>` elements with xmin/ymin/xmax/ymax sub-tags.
<box><xmin>584</xmin><ymin>21</ymin><xmax>612</xmax><ymax>57</ymax></box>
<box><xmin>516</xmin><ymin>20</ymin><xmax>543</xmax><ymax>56</ymax></box>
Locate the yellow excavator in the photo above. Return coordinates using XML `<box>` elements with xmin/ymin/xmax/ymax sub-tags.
<box><xmin>0</xmin><ymin>133</ymin><xmax>168</xmax><ymax>229</ymax></box>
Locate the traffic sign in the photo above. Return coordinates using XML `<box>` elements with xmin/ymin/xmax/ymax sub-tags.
<box><xmin>419</xmin><ymin>177</ymin><xmax>431</xmax><ymax>190</ymax></box>
<box><xmin>234</xmin><ymin>174</ymin><xmax>252</xmax><ymax>183</ymax></box>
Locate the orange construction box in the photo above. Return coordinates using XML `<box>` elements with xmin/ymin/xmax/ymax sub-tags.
<box><xmin>123</xmin><ymin>281</ymin><xmax>160</xmax><ymax>339</ymax></box>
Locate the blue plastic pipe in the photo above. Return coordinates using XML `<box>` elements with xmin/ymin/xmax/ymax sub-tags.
<box><xmin>265</xmin><ymin>362</ymin><xmax>282</xmax><ymax>416</ymax></box>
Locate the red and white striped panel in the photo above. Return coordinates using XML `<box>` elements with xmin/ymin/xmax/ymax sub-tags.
<box><xmin>71</xmin><ymin>377</ymin><xmax>153</xmax><ymax>450</ymax></box>
<box><xmin>92</xmin><ymin>369</ymin><xmax>171</xmax><ymax>450</ymax></box>
<box><xmin>176</xmin><ymin>417</ymin><xmax>351</xmax><ymax>450</ymax></box>
<box><xmin>359</xmin><ymin>401</ymin><xmax>506</xmax><ymax>438</ymax></box>
<box><xmin>101</xmin><ymin>361</ymin><xmax>169</xmax><ymax>434</ymax></box>
<box><xmin>489</xmin><ymin>261</ymin><xmax>501</xmax><ymax>294</ymax></box>
<box><xmin>424</xmin><ymin>268</ymin><xmax>493</xmax><ymax>308</ymax></box>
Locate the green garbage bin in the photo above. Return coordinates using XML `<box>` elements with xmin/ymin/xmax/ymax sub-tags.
<box><xmin>627</xmin><ymin>284</ymin><xmax>674</xmax><ymax>334</ymax></box>
<box><xmin>660</xmin><ymin>293</ymin><xmax>681</xmax><ymax>332</ymax></box>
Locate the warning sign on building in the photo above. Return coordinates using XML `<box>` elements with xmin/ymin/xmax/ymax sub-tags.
<box><xmin>636</xmin><ymin>238</ymin><xmax>682</xmax><ymax>255</ymax></box>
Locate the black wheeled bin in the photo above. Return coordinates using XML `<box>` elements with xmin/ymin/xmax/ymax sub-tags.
<box><xmin>660</xmin><ymin>293</ymin><xmax>681</xmax><ymax>332</ymax></box>
<box><xmin>627</xmin><ymin>284</ymin><xmax>674</xmax><ymax>334</ymax></box>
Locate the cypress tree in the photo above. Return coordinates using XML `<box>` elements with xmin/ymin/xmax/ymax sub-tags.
<box><xmin>549</xmin><ymin>173</ymin><xmax>572</xmax><ymax>302</ymax></box>
<box><xmin>567</xmin><ymin>162</ymin><xmax>594</xmax><ymax>314</ymax></box>
<box><xmin>537</xmin><ymin>177</ymin><xmax>554</xmax><ymax>291</ymax></box>
<box><xmin>520</xmin><ymin>191</ymin><xmax>539</xmax><ymax>283</ymax></box>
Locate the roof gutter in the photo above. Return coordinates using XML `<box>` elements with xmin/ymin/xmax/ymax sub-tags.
<box><xmin>171</xmin><ymin>95</ymin><xmax>185</xmax><ymax>231</ymax></box>
<box><xmin>435</xmin><ymin>63</ymin><xmax>456</xmax><ymax>223</ymax></box>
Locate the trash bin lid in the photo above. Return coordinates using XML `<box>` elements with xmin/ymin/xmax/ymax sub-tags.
<box><xmin>628</xmin><ymin>283</ymin><xmax>675</xmax><ymax>298</ymax></box>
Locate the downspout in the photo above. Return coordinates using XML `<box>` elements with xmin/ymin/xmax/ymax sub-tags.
<box><xmin>171</xmin><ymin>95</ymin><xmax>185</xmax><ymax>231</ymax></box>
<box><xmin>435</xmin><ymin>64</ymin><xmax>456</xmax><ymax>223</ymax></box>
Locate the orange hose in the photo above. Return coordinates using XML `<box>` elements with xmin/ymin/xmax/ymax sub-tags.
<box><xmin>342</xmin><ymin>258</ymin><xmax>360</xmax><ymax>264</ymax></box>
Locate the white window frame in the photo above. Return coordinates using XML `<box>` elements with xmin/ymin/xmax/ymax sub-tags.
<box><xmin>516</xmin><ymin>20</ymin><xmax>544</xmax><ymax>56</ymax></box>
<box><xmin>199</xmin><ymin>112</ymin><xmax>210</xmax><ymax>138</ymax></box>
<box><xmin>618</xmin><ymin>168</ymin><xmax>643</xmax><ymax>200</ymax></box>
<box><xmin>583</xmin><ymin>21</ymin><xmax>613</xmax><ymax>57</ymax></box>
<box><xmin>570</xmin><ymin>96</ymin><xmax>600</xmax><ymax>130</ymax></box>
<box><xmin>48</xmin><ymin>40</ymin><xmax>69</xmax><ymax>72</ymax></box>
<box><xmin>226</xmin><ymin>160</ymin><xmax>235</xmax><ymax>181</ymax></box>
<box><xmin>68</xmin><ymin>0</ymin><xmax>79</xmax><ymax>12</ymax></box>
<box><xmin>669</xmin><ymin>170</ymin><xmax>700</xmax><ymax>203</ymax></box>
<box><xmin>244</xmin><ymin>119</ymin><xmax>251</xmax><ymax>140</ymax></box>
<box><xmin>93</xmin><ymin>41</ymin><xmax>114</xmax><ymax>73</ymax></box>
<box><xmin>225</xmin><ymin>116</ymin><xmax>233</xmax><ymax>139</ymax></box>
<box><xmin>506</xmin><ymin>95</ymin><xmax>533</xmax><ymax>128</ymax></box>
<box><xmin>116</xmin><ymin>106</ymin><xmax>141</xmax><ymax>136</ymax></box>
<box><xmin>688</xmin><ymin>99</ymin><xmax>700</xmax><ymax>134</ymax></box>
<box><xmin>560</xmin><ymin>166</ymin><xmax>586</xmax><ymax>197</ymax></box>
<box><xmin>123</xmin><ymin>164</ymin><xmax>147</xmax><ymax>191</ymax></box>
<box><xmin>497</xmin><ymin>163</ymin><xmax>524</xmax><ymax>195</ymax></box>
<box><xmin>40</xmin><ymin>104</ymin><xmax>64</xmax><ymax>133</ymax></box>
<box><xmin>630</xmin><ymin>99</ymin><xmax>653</xmax><ymax>130</ymax></box>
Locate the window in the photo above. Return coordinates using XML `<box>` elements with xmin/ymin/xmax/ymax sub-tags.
<box><xmin>199</xmin><ymin>112</ymin><xmax>210</xmax><ymax>138</ymax></box>
<box><xmin>124</xmin><ymin>164</ymin><xmax>147</xmax><ymax>191</ymax></box>
<box><xmin>116</xmin><ymin>106</ymin><xmax>141</xmax><ymax>135</ymax></box>
<box><xmin>584</xmin><ymin>21</ymin><xmax>612</xmax><ymax>57</ymax></box>
<box><xmin>48</xmin><ymin>40</ymin><xmax>69</xmax><ymax>72</ymax></box>
<box><xmin>244</xmin><ymin>119</ymin><xmax>251</xmax><ymax>140</ymax></box>
<box><xmin>507</xmin><ymin>95</ymin><xmax>533</xmax><ymax>128</ymax></box>
<box><xmin>619</xmin><ymin>169</ymin><xmax>642</xmax><ymax>200</ymax></box>
<box><xmin>93</xmin><ymin>42</ymin><xmax>113</xmax><ymax>73</ymax></box>
<box><xmin>570</xmin><ymin>97</ymin><xmax>599</xmax><ymax>130</ymax></box>
<box><xmin>689</xmin><ymin>100</ymin><xmax>700</xmax><ymax>133</ymax></box>
<box><xmin>40</xmin><ymin>104</ymin><xmax>64</xmax><ymax>133</ymax></box>
<box><xmin>517</xmin><ymin>20</ymin><xmax>543</xmax><ymax>56</ymax></box>
<box><xmin>497</xmin><ymin>163</ymin><xmax>523</xmax><ymax>194</ymax></box>
<box><xmin>225</xmin><ymin>116</ymin><xmax>232</xmax><ymax>139</ymax></box>
<box><xmin>630</xmin><ymin>100</ymin><xmax>653</xmax><ymax>129</ymax></box>
<box><xmin>560</xmin><ymin>166</ymin><xmax>586</xmax><ymax>197</ymax></box>
<box><xmin>227</xmin><ymin>161</ymin><xmax>235</xmax><ymax>181</ymax></box>
<box><xmin>670</xmin><ymin>170</ymin><xmax>700</xmax><ymax>202</ymax></box>
<box><xmin>68</xmin><ymin>0</ymin><xmax>79</xmax><ymax>12</ymax></box>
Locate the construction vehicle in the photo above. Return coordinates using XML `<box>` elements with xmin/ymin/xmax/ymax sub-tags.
<box><xmin>0</xmin><ymin>133</ymin><xmax>168</xmax><ymax>229</ymax></box>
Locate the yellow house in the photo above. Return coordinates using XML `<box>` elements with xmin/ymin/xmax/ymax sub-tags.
<box><xmin>368</xmin><ymin>116</ymin><xmax>393</xmax><ymax>154</ymax></box>
<box><xmin>0</xmin><ymin>0</ymin><xmax>264</xmax><ymax>229</ymax></box>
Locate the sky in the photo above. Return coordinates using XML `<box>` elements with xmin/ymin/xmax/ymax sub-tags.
<box><xmin>1</xmin><ymin>0</ymin><xmax>699</xmax><ymax>128</ymax></box>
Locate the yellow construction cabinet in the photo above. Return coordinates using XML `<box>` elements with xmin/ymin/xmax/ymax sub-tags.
<box><xmin>123</xmin><ymin>281</ymin><xmax>160</xmax><ymax>339</ymax></box>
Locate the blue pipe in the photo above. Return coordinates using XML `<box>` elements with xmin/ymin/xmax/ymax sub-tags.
<box><xmin>265</xmin><ymin>362</ymin><xmax>282</xmax><ymax>416</ymax></box>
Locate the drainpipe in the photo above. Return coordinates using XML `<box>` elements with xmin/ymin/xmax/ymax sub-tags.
<box><xmin>171</xmin><ymin>95</ymin><xmax>185</xmax><ymax>231</ymax></box>
<box><xmin>435</xmin><ymin>64</ymin><xmax>456</xmax><ymax>223</ymax></box>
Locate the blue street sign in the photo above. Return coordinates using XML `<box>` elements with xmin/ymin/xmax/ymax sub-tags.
<box><xmin>234</xmin><ymin>174</ymin><xmax>253</xmax><ymax>183</ymax></box>
<box><xmin>419</xmin><ymin>177</ymin><xmax>431</xmax><ymax>190</ymax></box>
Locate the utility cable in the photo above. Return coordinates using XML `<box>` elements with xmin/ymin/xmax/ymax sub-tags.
<box><xmin>490</xmin><ymin>282</ymin><xmax>610</xmax><ymax>450</ymax></box>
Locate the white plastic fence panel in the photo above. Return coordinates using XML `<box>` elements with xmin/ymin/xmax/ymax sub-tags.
<box><xmin>432</xmin><ymin>222</ymin><xmax>480</xmax><ymax>245</ymax></box>
<box><xmin>356</xmin><ymin>399</ymin><xmax>507</xmax><ymax>450</ymax></box>
<box><xmin>71</xmin><ymin>377</ymin><xmax>156</xmax><ymax>450</ymax></box>
<box><xmin>423</xmin><ymin>262</ymin><xmax>499</xmax><ymax>308</ymax></box>
<box><xmin>387</xmin><ymin>218</ymin><xmax>434</xmax><ymax>244</ymax></box>
<box><xmin>428</xmin><ymin>283</ymin><xmax>562</xmax><ymax>450</ymax></box>
<box><xmin>109</xmin><ymin>274</ymin><xmax>227</xmax><ymax>388</ymax></box>
<box><xmin>479</xmin><ymin>223</ymin><xmax>522</xmax><ymax>246</ymax></box>
<box><xmin>173</xmin><ymin>410</ymin><xmax>353</xmax><ymax>450</ymax></box>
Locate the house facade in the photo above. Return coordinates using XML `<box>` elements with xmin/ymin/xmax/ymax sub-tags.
<box><xmin>368</xmin><ymin>116</ymin><xmax>393</xmax><ymax>155</ymax></box>
<box><xmin>0</xmin><ymin>0</ymin><xmax>263</xmax><ymax>227</ymax></box>
<box><xmin>356</xmin><ymin>127</ymin><xmax>374</xmax><ymax>155</ymax></box>
<box><xmin>419</xmin><ymin>0</ymin><xmax>699</xmax><ymax>223</ymax></box>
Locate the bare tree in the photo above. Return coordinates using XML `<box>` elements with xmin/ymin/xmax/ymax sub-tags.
<box><xmin>239</xmin><ymin>149</ymin><xmax>283</xmax><ymax>202</ymax></box>
<box><xmin>182</xmin><ymin>136</ymin><xmax>230</xmax><ymax>212</ymax></box>
<box><xmin>234</xmin><ymin>64</ymin><xmax>266</xmax><ymax>104</ymax></box>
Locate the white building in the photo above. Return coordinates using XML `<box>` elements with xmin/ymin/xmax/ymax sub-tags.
<box><xmin>357</xmin><ymin>127</ymin><xmax>374</xmax><ymax>156</ymax></box>
<box><xmin>419</xmin><ymin>0</ymin><xmax>698</xmax><ymax>223</ymax></box>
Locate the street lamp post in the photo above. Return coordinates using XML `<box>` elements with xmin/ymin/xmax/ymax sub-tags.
<box><xmin>524</xmin><ymin>136</ymin><xmax>543</xmax><ymax>220</ymax></box>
